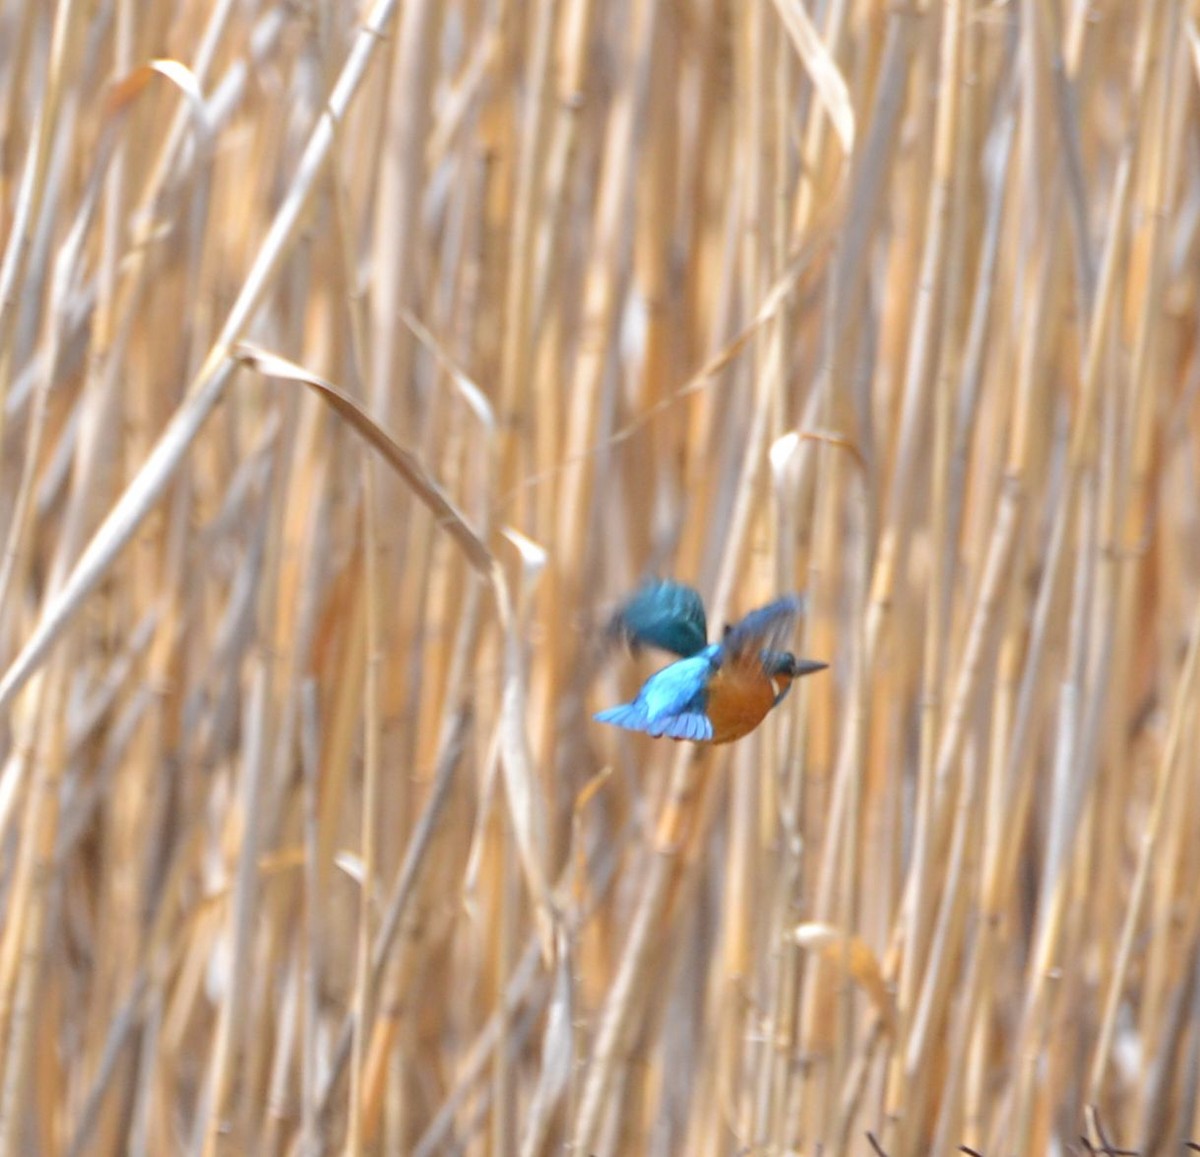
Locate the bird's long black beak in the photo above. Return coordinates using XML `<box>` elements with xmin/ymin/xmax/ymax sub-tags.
<box><xmin>795</xmin><ymin>659</ymin><xmax>828</xmax><ymax>677</ymax></box>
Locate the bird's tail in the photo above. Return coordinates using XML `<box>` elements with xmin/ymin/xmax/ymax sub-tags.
<box><xmin>595</xmin><ymin>703</ymin><xmax>714</xmax><ymax>741</ymax></box>
<box><xmin>594</xmin><ymin>702</ymin><xmax>650</xmax><ymax>732</ymax></box>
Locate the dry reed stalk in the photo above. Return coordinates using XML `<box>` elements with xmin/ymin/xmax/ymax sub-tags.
<box><xmin>882</xmin><ymin>3</ymin><xmax>965</xmax><ymax>1146</ymax></box>
<box><xmin>344</xmin><ymin>456</ymin><xmax>381</xmax><ymax>1157</ymax></box>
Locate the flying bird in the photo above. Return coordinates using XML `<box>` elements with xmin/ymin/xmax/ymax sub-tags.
<box><xmin>595</xmin><ymin>580</ymin><xmax>827</xmax><ymax>744</ymax></box>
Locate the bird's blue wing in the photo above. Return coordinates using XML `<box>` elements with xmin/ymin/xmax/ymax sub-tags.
<box><xmin>593</xmin><ymin>702</ymin><xmax>714</xmax><ymax>741</ymax></box>
<box><xmin>636</xmin><ymin>653</ymin><xmax>715</xmax><ymax>718</ymax></box>
<box><xmin>609</xmin><ymin>580</ymin><xmax>708</xmax><ymax>658</ymax></box>
<box><xmin>721</xmin><ymin>596</ymin><xmax>804</xmax><ymax>664</ymax></box>
<box><xmin>594</xmin><ymin>702</ymin><xmax>653</xmax><ymax>732</ymax></box>
<box><xmin>594</xmin><ymin>652</ymin><xmax>717</xmax><ymax>740</ymax></box>
<box><xmin>648</xmin><ymin>711</ymin><xmax>714</xmax><ymax>741</ymax></box>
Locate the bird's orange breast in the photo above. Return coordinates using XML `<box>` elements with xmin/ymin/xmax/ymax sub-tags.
<box><xmin>704</xmin><ymin>664</ymin><xmax>779</xmax><ymax>744</ymax></box>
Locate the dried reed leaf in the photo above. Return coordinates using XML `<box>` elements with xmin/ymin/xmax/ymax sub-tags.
<box><xmin>234</xmin><ymin>345</ymin><xmax>494</xmax><ymax>576</ymax></box>
<box><xmin>793</xmin><ymin>922</ymin><xmax>895</xmax><ymax>1033</ymax></box>
<box><xmin>401</xmin><ymin>308</ymin><xmax>496</xmax><ymax>432</ymax></box>
<box><xmin>108</xmin><ymin>61</ymin><xmax>210</xmax><ymax>142</ymax></box>
<box><xmin>769</xmin><ymin>0</ymin><xmax>855</xmax><ymax>155</ymax></box>
<box><xmin>502</xmin><ymin>526</ymin><xmax>549</xmax><ymax>583</ymax></box>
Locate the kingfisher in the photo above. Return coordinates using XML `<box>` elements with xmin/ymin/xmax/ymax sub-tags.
<box><xmin>594</xmin><ymin>580</ymin><xmax>827</xmax><ymax>744</ymax></box>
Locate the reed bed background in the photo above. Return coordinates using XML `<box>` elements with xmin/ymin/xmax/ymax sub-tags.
<box><xmin>0</xmin><ymin>0</ymin><xmax>1198</xmax><ymax>1153</ymax></box>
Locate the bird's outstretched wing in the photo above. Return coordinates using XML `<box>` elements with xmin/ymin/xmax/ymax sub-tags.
<box><xmin>608</xmin><ymin>579</ymin><xmax>708</xmax><ymax>658</ymax></box>
<box><xmin>721</xmin><ymin>595</ymin><xmax>804</xmax><ymax>666</ymax></box>
<box><xmin>594</xmin><ymin>650</ymin><xmax>717</xmax><ymax>741</ymax></box>
<box><xmin>594</xmin><ymin>702</ymin><xmax>714</xmax><ymax>742</ymax></box>
<box><xmin>648</xmin><ymin>711</ymin><xmax>714</xmax><ymax>741</ymax></box>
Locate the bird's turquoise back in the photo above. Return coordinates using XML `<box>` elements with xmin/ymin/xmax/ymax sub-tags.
<box><xmin>610</xmin><ymin>580</ymin><xmax>708</xmax><ymax>657</ymax></box>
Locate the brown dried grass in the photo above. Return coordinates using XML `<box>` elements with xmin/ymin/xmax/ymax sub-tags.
<box><xmin>0</xmin><ymin>0</ymin><xmax>1198</xmax><ymax>1153</ymax></box>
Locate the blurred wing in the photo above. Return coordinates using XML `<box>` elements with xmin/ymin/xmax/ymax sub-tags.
<box><xmin>594</xmin><ymin>702</ymin><xmax>653</xmax><ymax>733</ymax></box>
<box><xmin>648</xmin><ymin>712</ymin><xmax>713</xmax><ymax>742</ymax></box>
<box><xmin>593</xmin><ymin>702</ymin><xmax>713</xmax><ymax>742</ymax></box>
<box><xmin>637</xmin><ymin>653</ymin><xmax>714</xmax><ymax>717</ymax></box>
<box><xmin>608</xmin><ymin>579</ymin><xmax>708</xmax><ymax>658</ymax></box>
<box><xmin>721</xmin><ymin>595</ymin><xmax>804</xmax><ymax>666</ymax></box>
<box><xmin>595</xmin><ymin>652</ymin><xmax>716</xmax><ymax>739</ymax></box>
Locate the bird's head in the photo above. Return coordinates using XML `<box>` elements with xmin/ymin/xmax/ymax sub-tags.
<box><xmin>762</xmin><ymin>651</ymin><xmax>828</xmax><ymax>702</ymax></box>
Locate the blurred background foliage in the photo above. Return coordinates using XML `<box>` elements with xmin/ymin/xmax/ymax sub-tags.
<box><xmin>0</xmin><ymin>0</ymin><xmax>1198</xmax><ymax>1153</ymax></box>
